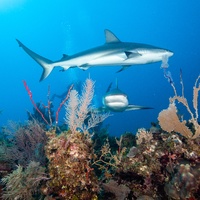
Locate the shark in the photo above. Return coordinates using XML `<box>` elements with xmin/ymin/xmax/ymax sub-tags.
<box><xmin>16</xmin><ymin>29</ymin><xmax>173</xmax><ymax>81</ymax></box>
<box><xmin>100</xmin><ymin>81</ymin><xmax>152</xmax><ymax>112</ymax></box>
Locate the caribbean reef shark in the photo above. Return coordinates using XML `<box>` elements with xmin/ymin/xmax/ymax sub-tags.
<box><xmin>100</xmin><ymin>81</ymin><xmax>152</xmax><ymax>112</ymax></box>
<box><xmin>16</xmin><ymin>29</ymin><xmax>173</xmax><ymax>81</ymax></box>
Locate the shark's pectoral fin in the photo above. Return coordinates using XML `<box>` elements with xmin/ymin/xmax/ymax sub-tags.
<box><xmin>124</xmin><ymin>51</ymin><xmax>141</xmax><ymax>59</ymax></box>
<box><xmin>116</xmin><ymin>65</ymin><xmax>131</xmax><ymax>73</ymax></box>
<box><xmin>125</xmin><ymin>105</ymin><xmax>153</xmax><ymax>111</ymax></box>
<box><xmin>78</xmin><ymin>64</ymin><xmax>90</xmax><ymax>70</ymax></box>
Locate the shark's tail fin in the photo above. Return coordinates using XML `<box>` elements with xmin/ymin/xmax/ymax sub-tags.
<box><xmin>16</xmin><ymin>39</ymin><xmax>54</xmax><ymax>81</ymax></box>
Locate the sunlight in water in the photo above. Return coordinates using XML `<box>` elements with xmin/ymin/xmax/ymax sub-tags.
<box><xmin>0</xmin><ymin>0</ymin><xmax>26</xmax><ymax>11</ymax></box>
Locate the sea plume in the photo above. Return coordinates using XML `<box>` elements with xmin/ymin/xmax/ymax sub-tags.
<box><xmin>64</xmin><ymin>78</ymin><xmax>110</xmax><ymax>134</ymax></box>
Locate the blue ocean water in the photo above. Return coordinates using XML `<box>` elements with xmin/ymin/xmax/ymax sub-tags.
<box><xmin>0</xmin><ymin>0</ymin><xmax>200</xmax><ymax>136</ymax></box>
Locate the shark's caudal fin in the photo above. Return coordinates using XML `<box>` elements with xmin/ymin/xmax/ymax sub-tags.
<box><xmin>125</xmin><ymin>105</ymin><xmax>153</xmax><ymax>111</ymax></box>
<box><xmin>16</xmin><ymin>39</ymin><xmax>54</xmax><ymax>81</ymax></box>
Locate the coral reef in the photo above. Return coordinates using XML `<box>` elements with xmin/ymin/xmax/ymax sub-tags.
<box><xmin>93</xmin><ymin>126</ymin><xmax>200</xmax><ymax>199</ymax></box>
<box><xmin>0</xmin><ymin>76</ymin><xmax>199</xmax><ymax>200</ymax></box>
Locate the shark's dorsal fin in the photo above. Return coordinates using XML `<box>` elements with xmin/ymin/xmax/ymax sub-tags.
<box><xmin>105</xmin><ymin>29</ymin><xmax>121</xmax><ymax>43</ymax></box>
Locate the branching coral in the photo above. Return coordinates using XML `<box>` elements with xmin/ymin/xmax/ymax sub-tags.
<box><xmin>93</xmin><ymin>136</ymin><xmax>127</xmax><ymax>171</ymax></box>
<box><xmin>1</xmin><ymin>161</ymin><xmax>47</xmax><ymax>200</ymax></box>
<box><xmin>158</xmin><ymin>75</ymin><xmax>200</xmax><ymax>139</ymax></box>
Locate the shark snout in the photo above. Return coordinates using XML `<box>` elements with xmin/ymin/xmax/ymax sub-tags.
<box><xmin>166</xmin><ymin>50</ymin><xmax>173</xmax><ymax>57</ymax></box>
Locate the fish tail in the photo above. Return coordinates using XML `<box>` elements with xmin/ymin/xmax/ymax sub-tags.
<box><xmin>16</xmin><ymin>39</ymin><xmax>54</xmax><ymax>81</ymax></box>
